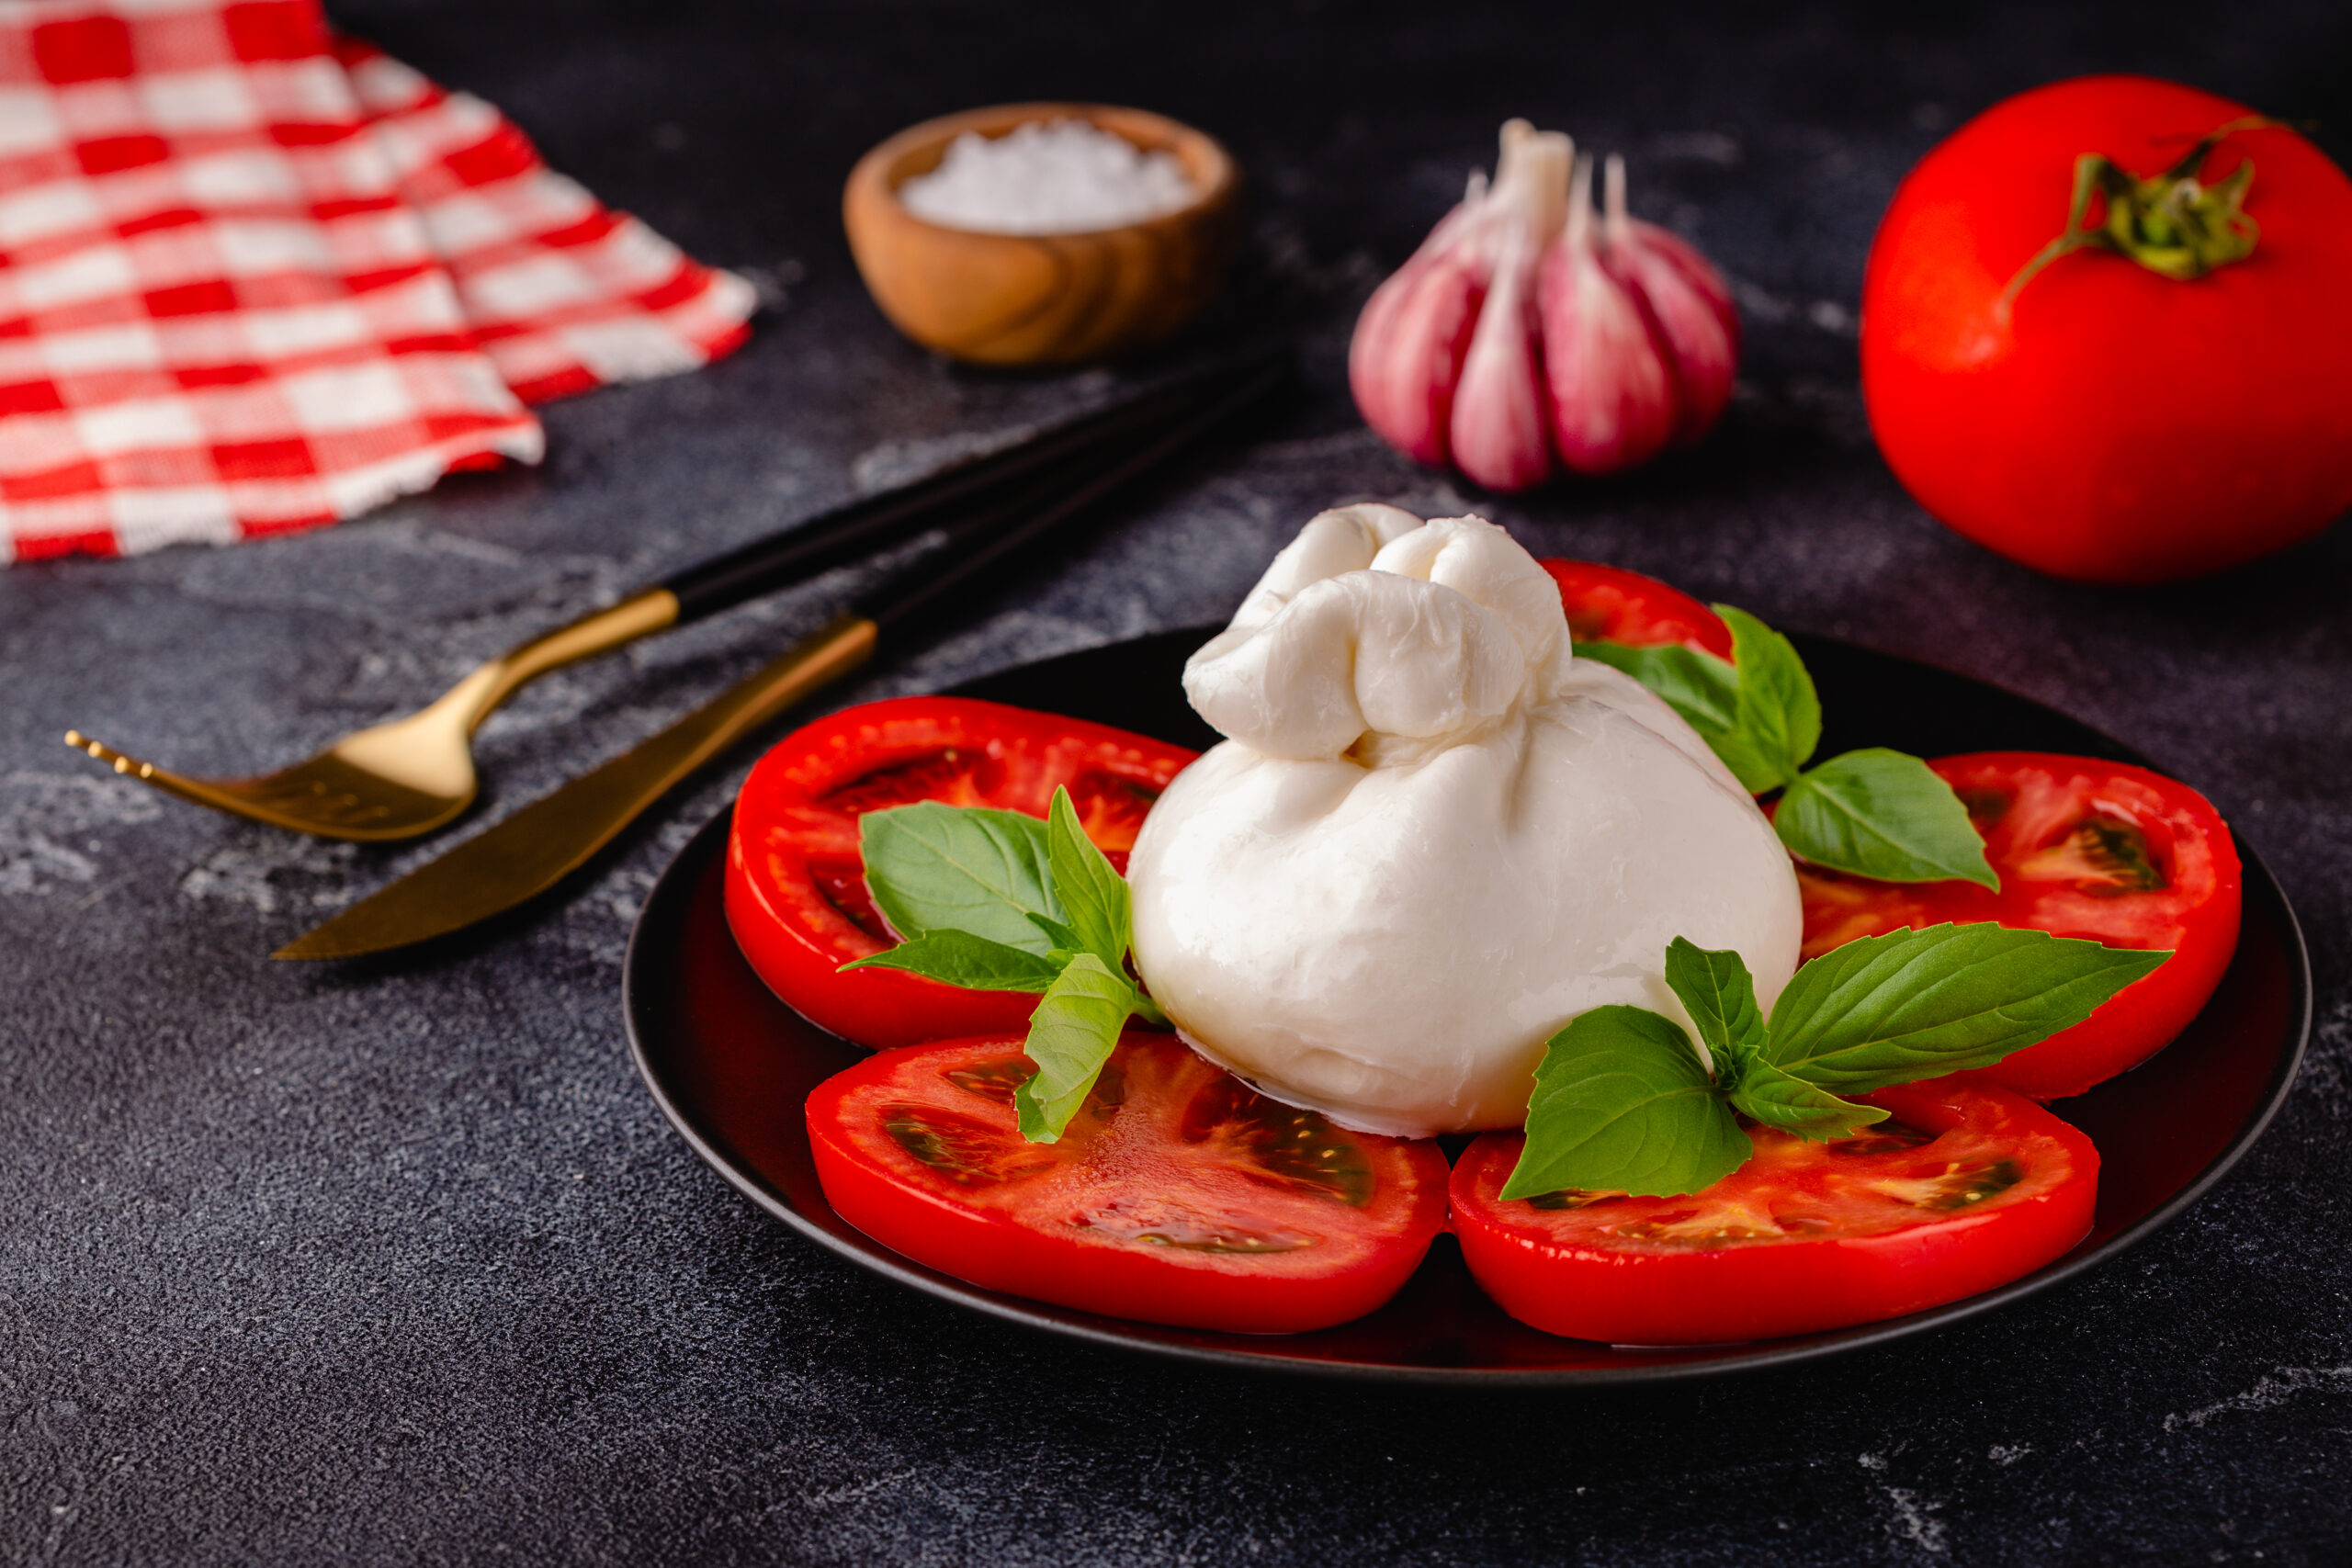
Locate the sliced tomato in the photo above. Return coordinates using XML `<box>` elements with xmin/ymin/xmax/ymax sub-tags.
<box><xmin>727</xmin><ymin>697</ymin><xmax>1196</xmax><ymax>1050</ymax></box>
<box><xmin>1537</xmin><ymin>558</ymin><xmax>1733</xmax><ymax>656</ymax></box>
<box><xmin>1453</xmin><ymin>1079</ymin><xmax>2098</xmax><ymax>1344</ymax></box>
<box><xmin>1794</xmin><ymin>751</ymin><xmax>2241</xmax><ymax>1101</ymax></box>
<box><xmin>808</xmin><ymin>1032</ymin><xmax>1453</xmax><ymax>1333</ymax></box>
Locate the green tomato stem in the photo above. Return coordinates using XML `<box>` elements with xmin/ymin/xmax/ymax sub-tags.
<box><xmin>1996</xmin><ymin>116</ymin><xmax>2278</xmax><ymax>321</ymax></box>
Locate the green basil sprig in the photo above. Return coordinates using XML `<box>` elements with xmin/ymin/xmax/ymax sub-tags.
<box><xmin>1499</xmin><ymin>928</ymin><xmax>2169</xmax><ymax>1201</ymax></box>
<box><xmin>842</xmin><ymin>787</ymin><xmax>1161</xmax><ymax>1142</ymax></box>
<box><xmin>1578</xmin><ymin>607</ymin><xmax>1999</xmax><ymax>889</ymax></box>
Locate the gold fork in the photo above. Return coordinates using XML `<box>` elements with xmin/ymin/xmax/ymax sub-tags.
<box><xmin>61</xmin><ymin>356</ymin><xmax>1275</xmax><ymax>842</ymax></box>
<box><xmin>64</xmin><ymin>589</ymin><xmax>680</xmax><ymax>840</ymax></box>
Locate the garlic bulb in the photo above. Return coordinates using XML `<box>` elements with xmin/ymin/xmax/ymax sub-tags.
<box><xmin>1350</xmin><ymin>122</ymin><xmax>1740</xmax><ymax>491</ymax></box>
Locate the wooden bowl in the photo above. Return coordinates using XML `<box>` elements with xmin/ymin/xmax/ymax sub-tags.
<box><xmin>843</xmin><ymin>103</ymin><xmax>1240</xmax><ymax>367</ymax></box>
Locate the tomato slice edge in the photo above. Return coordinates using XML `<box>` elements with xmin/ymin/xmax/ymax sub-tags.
<box><xmin>1796</xmin><ymin>750</ymin><xmax>2242</xmax><ymax>1100</ymax></box>
<box><xmin>727</xmin><ymin>696</ymin><xmax>1196</xmax><ymax>1051</ymax></box>
<box><xmin>1453</xmin><ymin>1079</ymin><xmax>2098</xmax><ymax>1344</ymax></box>
<box><xmin>1539</xmin><ymin>557</ymin><xmax>1734</xmax><ymax>656</ymax></box>
<box><xmin>808</xmin><ymin>1032</ymin><xmax>1452</xmax><ymax>1334</ymax></box>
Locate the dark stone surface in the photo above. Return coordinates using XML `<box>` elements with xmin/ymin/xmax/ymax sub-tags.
<box><xmin>5</xmin><ymin>2</ymin><xmax>2349</xmax><ymax>1562</ymax></box>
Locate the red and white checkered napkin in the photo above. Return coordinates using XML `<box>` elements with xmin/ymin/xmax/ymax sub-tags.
<box><xmin>0</xmin><ymin>0</ymin><xmax>756</xmax><ymax>564</ymax></box>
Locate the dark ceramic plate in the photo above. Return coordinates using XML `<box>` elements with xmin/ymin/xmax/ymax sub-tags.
<box><xmin>623</xmin><ymin>629</ymin><xmax>2311</xmax><ymax>1385</ymax></box>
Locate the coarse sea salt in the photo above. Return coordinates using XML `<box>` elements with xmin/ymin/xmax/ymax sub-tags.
<box><xmin>899</xmin><ymin>119</ymin><xmax>1198</xmax><ymax>234</ymax></box>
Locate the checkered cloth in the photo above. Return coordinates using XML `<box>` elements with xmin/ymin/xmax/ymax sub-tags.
<box><xmin>0</xmin><ymin>0</ymin><xmax>756</xmax><ymax>563</ymax></box>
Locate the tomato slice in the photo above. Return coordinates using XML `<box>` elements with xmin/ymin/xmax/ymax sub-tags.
<box><xmin>1453</xmin><ymin>1079</ymin><xmax>2098</xmax><ymax>1344</ymax></box>
<box><xmin>808</xmin><ymin>1032</ymin><xmax>1453</xmax><ymax>1333</ymax></box>
<box><xmin>1537</xmin><ymin>558</ymin><xmax>1733</xmax><ymax>656</ymax></box>
<box><xmin>1794</xmin><ymin>751</ymin><xmax>2241</xmax><ymax>1100</ymax></box>
<box><xmin>727</xmin><ymin>697</ymin><xmax>1196</xmax><ymax>1050</ymax></box>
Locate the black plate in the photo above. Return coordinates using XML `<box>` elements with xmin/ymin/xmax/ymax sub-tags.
<box><xmin>623</xmin><ymin>629</ymin><xmax>2311</xmax><ymax>1385</ymax></box>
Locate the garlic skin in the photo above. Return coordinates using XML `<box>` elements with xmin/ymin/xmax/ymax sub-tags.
<box><xmin>1346</xmin><ymin>184</ymin><xmax>1485</xmax><ymax>468</ymax></box>
<box><xmin>1540</xmin><ymin>152</ymin><xmax>1678</xmax><ymax>476</ymax></box>
<box><xmin>1437</xmin><ymin>123</ymin><xmax>1566</xmax><ymax>493</ymax></box>
<box><xmin>1597</xmin><ymin>155</ymin><xmax>1739</xmax><ymax>445</ymax></box>
<box><xmin>1350</xmin><ymin>124</ymin><xmax>1742</xmax><ymax>491</ymax></box>
<box><xmin>1127</xmin><ymin>507</ymin><xmax>1802</xmax><ymax>1138</ymax></box>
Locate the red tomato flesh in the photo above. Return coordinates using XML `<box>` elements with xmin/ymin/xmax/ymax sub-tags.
<box><xmin>1796</xmin><ymin>752</ymin><xmax>2241</xmax><ymax>1100</ymax></box>
<box><xmin>727</xmin><ymin>697</ymin><xmax>1195</xmax><ymax>1050</ymax></box>
<box><xmin>808</xmin><ymin>1032</ymin><xmax>1453</xmax><ymax>1333</ymax></box>
<box><xmin>1862</xmin><ymin>76</ymin><xmax>2352</xmax><ymax>583</ymax></box>
<box><xmin>1539</xmin><ymin>557</ymin><xmax>1733</xmax><ymax>656</ymax></box>
<box><xmin>1453</xmin><ymin>1080</ymin><xmax>2098</xmax><ymax>1344</ymax></box>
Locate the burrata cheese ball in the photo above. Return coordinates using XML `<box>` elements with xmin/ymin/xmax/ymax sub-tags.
<box><xmin>1125</xmin><ymin>506</ymin><xmax>1802</xmax><ymax>1136</ymax></box>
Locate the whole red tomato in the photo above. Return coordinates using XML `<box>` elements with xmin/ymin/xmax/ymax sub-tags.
<box><xmin>1862</xmin><ymin>76</ymin><xmax>2352</xmax><ymax>584</ymax></box>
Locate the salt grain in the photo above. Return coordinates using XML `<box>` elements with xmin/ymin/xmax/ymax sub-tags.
<box><xmin>899</xmin><ymin>119</ymin><xmax>1197</xmax><ymax>234</ymax></box>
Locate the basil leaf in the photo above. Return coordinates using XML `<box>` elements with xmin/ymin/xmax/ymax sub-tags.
<box><xmin>1764</xmin><ymin>922</ymin><xmax>2172</xmax><ymax>1094</ymax></box>
<box><xmin>1046</xmin><ymin>785</ymin><xmax>1131</xmax><ymax>972</ymax></box>
<box><xmin>1501</xmin><ymin>1006</ymin><xmax>1752</xmax><ymax>1200</ymax></box>
<box><xmin>1025</xmin><ymin>912</ymin><xmax>1085</xmax><ymax>953</ymax></box>
<box><xmin>1714</xmin><ymin>604</ymin><xmax>1821</xmax><ymax>792</ymax></box>
<box><xmin>1577</xmin><ymin>612</ymin><xmax>1817</xmax><ymax>795</ymax></box>
<box><xmin>1728</xmin><ymin>1060</ymin><xmax>1888</xmax><ymax>1141</ymax></box>
<box><xmin>1014</xmin><ymin>953</ymin><xmax>1138</xmax><ymax>1143</ymax></box>
<box><xmin>1574</xmin><ymin>640</ymin><xmax>1739</xmax><ymax>737</ymax></box>
<box><xmin>1661</xmin><ymin>936</ymin><xmax>1768</xmax><ymax>1085</ymax></box>
<box><xmin>858</xmin><ymin>802</ymin><xmax>1059</xmax><ymax>955</ymax></box>
<box><xmin>839</xmin><ymin>930</ymin><xmax>1062</xmax><ymax>992</ymax></box>
<box><xmin>1775</xmin><ymin>749</ymin><xmax>2000</xmax><ymax>889</ymax></box>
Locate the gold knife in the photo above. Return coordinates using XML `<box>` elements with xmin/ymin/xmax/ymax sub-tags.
<box><xmin>274</xmin><ymin>614</ymin><xmax>876</xmax><ymax>960</ymax></box>
<box><xmin>274</xmin><ymin>358</ymin><xmax>1284</xmax><ymax>960</ymax></box>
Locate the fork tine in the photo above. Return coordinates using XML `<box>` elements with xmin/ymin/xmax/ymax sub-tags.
<box><xmin>68</xmin><ymin>728</ymin><xmax>278</xmax><ymax>821</ymax></box>
<box><xmin>63</xmin><ymin>726</ymin><xmax>469</xmax><ymax>840</ymax></box>
<box><xmin>63</xmin><ymin>729</ymin><xmax>157</xmax><ymax>780</ymax></box>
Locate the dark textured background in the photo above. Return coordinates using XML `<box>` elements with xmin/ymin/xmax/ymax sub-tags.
<box><xmin>6</xmin><ymin>2</ymin><xmax>2350</xmax><ymax>1563</ymax></box>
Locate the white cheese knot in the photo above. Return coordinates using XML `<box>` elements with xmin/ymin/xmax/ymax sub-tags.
<box><xmin>1129</xmin><ymin>506</ymin><xmax>1803</xmax><ymax>1137</ymax></box>
<box><xmin>1184</xmin><ymin>570</ymin><xmax>1525</xmax><ymax>764</ymax></box>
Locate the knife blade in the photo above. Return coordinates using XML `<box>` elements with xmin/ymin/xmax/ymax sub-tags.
<box><xmin>275</xmin><ymin>357</ymin><xmax>1285</xmax><ymax>960</ymax></box>
<box><xmin>273</xmin><ymin>613</ymin><xmax>878</xmax><ymax>960</ymax></box>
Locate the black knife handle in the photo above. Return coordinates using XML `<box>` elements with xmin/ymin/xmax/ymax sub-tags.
<box><xmin>655</xmin><ymin>351</ymin><xmax>1285</xmax><ymax>625</ymax></box>
<box><xmin>861</xmin><ymin>358</ymin><xmax>1290</xmax><ymax>636</ymax></box>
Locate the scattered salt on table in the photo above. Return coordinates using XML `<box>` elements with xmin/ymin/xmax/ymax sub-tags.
<box><xmin>899</xmin><ymin>119</ymin><xmax>1197</xmax><ymax>234</ymax></box>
